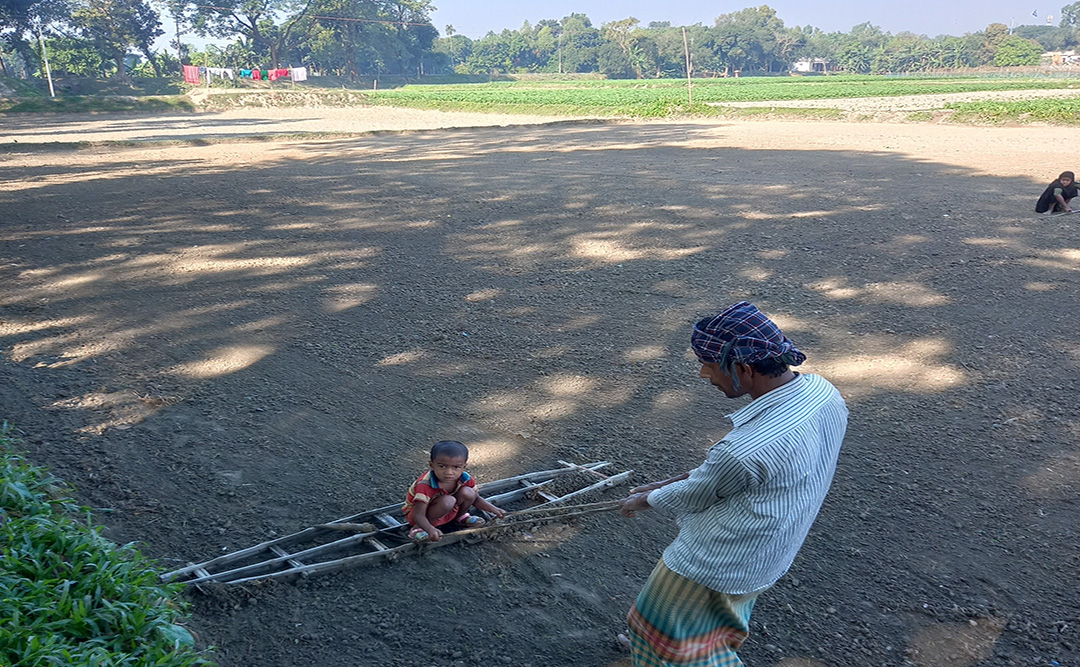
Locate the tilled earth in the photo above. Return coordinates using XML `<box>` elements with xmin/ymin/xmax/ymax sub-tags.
<box><xmin>1</xmin><ymin>112</ymin><xmax>1078</xmax><ymax>667</ymax></box>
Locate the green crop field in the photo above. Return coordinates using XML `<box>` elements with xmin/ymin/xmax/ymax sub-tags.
<box><xmin>944</xmin><ymin>97</ymin><xmax>1080</xmax><ymax>124</ymax></box>
<box><xmin>367</xmin><ymin>75</ymin><xmax>1080</xmax><ymax>118</ymax></box>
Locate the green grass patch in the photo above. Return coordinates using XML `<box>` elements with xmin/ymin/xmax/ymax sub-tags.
<box><xmin>0</xmin><ymin>76</ymin><xmax>44</xmax><ymax>97</ymax></box>
<box><xmin>711</xmin><ymin>106</ymin><xmax>846</xmax><ymax>120</ymax></box>
<box><xmin>0</xmin><ymin>424</ymin><xmax>213</xmax><ymax>667</ymax></box>
<box><xmin>0</xmin><ymin>95</ymin><xmax>194</xmax><ymax>113</ymax></box>
<box><xmin>944</xmin><ymin>97</ymin><xmax>1080</xmax><ymax>124</ymax></box>
<box><xmin>903</xmin><ymin>110</ymin><xmax>937</xmax><ymax>122</ymax></box>
<box><xmin>51</xmin><ymin>76</ymin><xmax>185</xmax><ymax>96</ymax></box>
<box><xmin>197</xmin><ymin>89</ymin><xmax>373</xmax><ymax>109</ymax></box>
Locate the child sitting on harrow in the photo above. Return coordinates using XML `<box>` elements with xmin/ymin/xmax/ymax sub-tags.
<box><xmin>404</xmin><ymin>440</ymin><xmax>506</xmax><ymax>542</ymax></box>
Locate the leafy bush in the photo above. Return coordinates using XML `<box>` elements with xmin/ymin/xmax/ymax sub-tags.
<box><xmin>0</xmin><ymin>425</ymin><xmax>213</xmax><ymax>667</ymax></box>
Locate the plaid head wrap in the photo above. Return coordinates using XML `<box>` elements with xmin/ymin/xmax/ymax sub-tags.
<box><xmin>691</xmin><ymin>302</ymin><xmax>806</xmax><ymax>373</ymax></box>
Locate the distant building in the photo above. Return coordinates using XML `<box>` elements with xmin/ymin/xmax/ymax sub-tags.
<box><xmin>1043</xmin><ymin>50</ymin><xmax>1080</xmax><ymax>65</ymax></box>
<box><xmin>792</xmin><ymin>58</ymin><xmax>829</xmax><ymax>73</ymax></box>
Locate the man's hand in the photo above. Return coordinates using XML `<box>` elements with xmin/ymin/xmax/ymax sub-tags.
<box><xmin>620</xmin><ymin>492</ymin><xmax>651</xmax><ymax>518</ymax></box>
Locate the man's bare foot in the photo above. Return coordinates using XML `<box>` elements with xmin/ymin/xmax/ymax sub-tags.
<box><xmin>616</xmin><ymin>633</ymin><xmax>631</xmax><ymax>650</ymax></box>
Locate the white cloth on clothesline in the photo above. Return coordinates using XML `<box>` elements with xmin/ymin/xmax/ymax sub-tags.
<box><xmin>207</xmin><ymin>67</ymin><xmax>235</xmax><ymax>81</ymax></box>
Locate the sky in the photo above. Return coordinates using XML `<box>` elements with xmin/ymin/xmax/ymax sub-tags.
<box><xmin>430</xmin><ymin>1</ymin><xmax>1061</xmax><ymax>39</ymax></box>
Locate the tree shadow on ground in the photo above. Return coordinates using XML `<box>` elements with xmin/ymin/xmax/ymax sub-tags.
<box><xmin>0</xmin><ymin>122</ymin><xmax>1076</xmax><ymax>667</ymax></box>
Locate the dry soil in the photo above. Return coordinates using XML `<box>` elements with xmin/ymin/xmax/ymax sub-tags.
<box><xmin>1</xmin><ymin>108</ymin><xmax>1078</xmax><ymax>667</ymax></box>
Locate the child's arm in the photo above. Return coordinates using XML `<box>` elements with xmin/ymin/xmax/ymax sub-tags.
<box><xmin>410</xmin><ymin>500</ymin><xmax>444</xmax><ymax>541</ymax></box>
<box><xmin>472</xmin><ymin>494</ymin><xmax>506</xmax><ymax>519</ymax></box>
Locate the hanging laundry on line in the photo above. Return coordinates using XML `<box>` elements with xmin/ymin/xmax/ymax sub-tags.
<box><xmin>207</xmin><ymin>67</ymin><xmax>235</xmax><ymax>81</ymax></box>
<box><xmin>180</xmin><ymin>65</ymin><xmax>308</xmax><ymax>84</ymax></box>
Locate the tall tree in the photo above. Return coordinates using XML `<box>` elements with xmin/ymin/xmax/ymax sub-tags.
<box><xmin>189</xmin><ymin>0</ymin><xmax>316</xmax><ymax>66</ymax></box>
<box><xmin>993</xmin><ymin>35</ymin><xmax>1043</xmax><ymax>66</ymax></box>
<box><xmin>558</xmin><ymin>13</ymin><xmax>598</xmax><ymax>72</ymax></box>
<box><xmin>72</xmin><ymin>0</ymin><xmax>163</xmax><ymax>81</ymax></box>
<box><xmin>1061</xmin><ymin>1</ymin><xmax>1080</xmax><ymax>27</ymax></box>
<box><xmin>713</xmin><ymin>6</ymin><xmax>786</xmax><ymax>73</ymax></box>
<box><xmin>1</xmin><ymin>0</ymin><xmax>68</xmax><ymax>74</ymax></box>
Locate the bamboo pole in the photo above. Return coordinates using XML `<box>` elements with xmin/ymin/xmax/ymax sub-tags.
<box><xmin>37</xmin><ymin>28</ymin><xmax>56</xmax><ymax>98</ymax></box>
<box><xmin>682</xmin><ymin>27</ymin><xmax>692</xmax><ymax>106</ymax></box>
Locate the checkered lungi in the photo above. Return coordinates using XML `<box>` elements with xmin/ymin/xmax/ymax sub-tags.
<box><xmin>626</xmin><ymin>560</ymin><xmax>762</xmax><ymax>667</ymax></box>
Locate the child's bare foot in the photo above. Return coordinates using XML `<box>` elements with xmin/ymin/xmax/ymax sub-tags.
<box><xmin>616</xmin><ymin>633</ymin><xmax>631</xmax><ymax>650</ymax></box>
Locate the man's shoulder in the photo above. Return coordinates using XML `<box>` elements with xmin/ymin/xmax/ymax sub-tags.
<box><xmin>728</xmin><ymin>375</ymin><xmax>845</xmax><ymax>447</ymax></box>
<box><xmin>764</xmin><ymin>373</ymin><xmax>845</xmax><ymax>417</ymax></box>
<box><xmin>801</xmin><ymin>373</ymin><xmax>845</xmax><ymax>401</ymax></box>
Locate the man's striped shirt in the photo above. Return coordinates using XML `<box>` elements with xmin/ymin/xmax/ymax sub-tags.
<box><xmin>647</xmin><ymin>373</ymin><xmax>848</xmax><ymax>594</ymax></box>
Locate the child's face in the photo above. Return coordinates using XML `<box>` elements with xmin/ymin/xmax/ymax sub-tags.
<box><xmin>1063</xmin><ymin>177</ymin><xmax>1074</xmax><ymax>187</ymax></box>
<box><xmin>429</xmin><ymin>454</ymin><xmax>468</xmax><ymax>484</ymax></box>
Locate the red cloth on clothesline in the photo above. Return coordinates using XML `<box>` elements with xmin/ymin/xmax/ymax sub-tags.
<box><xmin>182</xmin><ymin>65</ymin><xmax>199</xmax><ymax>84</ymax></box>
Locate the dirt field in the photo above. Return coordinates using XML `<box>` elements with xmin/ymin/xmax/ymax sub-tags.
<box><xmin>0</xmin><ymin>106</ymin><xmax>591</xmax><ymax>145</ymax></box>
<box><xmin>2</xmin><ymin>108</ymin><xmax>1078</xmax><ymax>667</ymax></box>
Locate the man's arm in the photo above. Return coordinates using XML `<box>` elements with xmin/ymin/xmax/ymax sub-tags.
<box><xmin>630</xmin><ymin>472</ymin><xmax>690</xmax><ymax>494</ymax></box>
<box><xmin>637</xmin><ymin>444</ymin><xmax>757</xmax><ymax>516</ymax></box>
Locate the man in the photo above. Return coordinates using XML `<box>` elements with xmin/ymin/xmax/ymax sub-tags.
<box><xmin>1035</xmin><ymin>171</ymin><xmax>1077</xmax><ymax>214</ymax></box>
<box><xmin>619</xmin><ymin>302</ymin><xmax>848</xmax><ymax>666</ymax></box>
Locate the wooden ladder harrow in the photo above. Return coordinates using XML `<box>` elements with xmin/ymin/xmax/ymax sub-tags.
<box><xmin>161</xmin><ymin>461</ymin><xmax>631</xmax><ymax>587</ymax></box>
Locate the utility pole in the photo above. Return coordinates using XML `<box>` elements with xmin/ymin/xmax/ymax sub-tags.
<box><xmin>37</xmin><ymin>27</ymin><xmax>56</xmax><ymax>98</ymax></box>
<box><xmin>682</xmin><ymin>27</ymin><xmax>692</xmax><ymax>105</ymax></box>
<box><xmin>175</xmin><ymin>12</ymin><xmax>183</xmax><ymax>66</ymax></box>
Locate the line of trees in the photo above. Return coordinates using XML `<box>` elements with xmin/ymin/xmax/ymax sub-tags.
<box><xmin>0</xmin><ymin>0</ymin><xmax>437</xmax><ymax>81</ymax></box>
<box><xmin>3</xmin><ymin>1</ymin><xmax>1080</xmax><ymax>83</ymax></box>
<box><xmin>438</xmin><ymin>8</ymin><xmax>1080</xmax><ymax>78</ymax></box>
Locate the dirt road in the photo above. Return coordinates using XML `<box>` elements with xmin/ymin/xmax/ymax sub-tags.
<box><xmin>1</xmin><ymin>110</ymin><xmax>1077</xmax><ymax>667</ymax></box>
<box><xmin>0</xmin><ymin>105</ymin><xmax>595</xmax><ymax>145</ymax></box>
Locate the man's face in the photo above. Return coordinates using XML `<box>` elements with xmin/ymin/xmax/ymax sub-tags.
<box><xmin>699</xmin><ymin>361</ymin><xmax>745</xmax><ymax>398</ymax></box>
